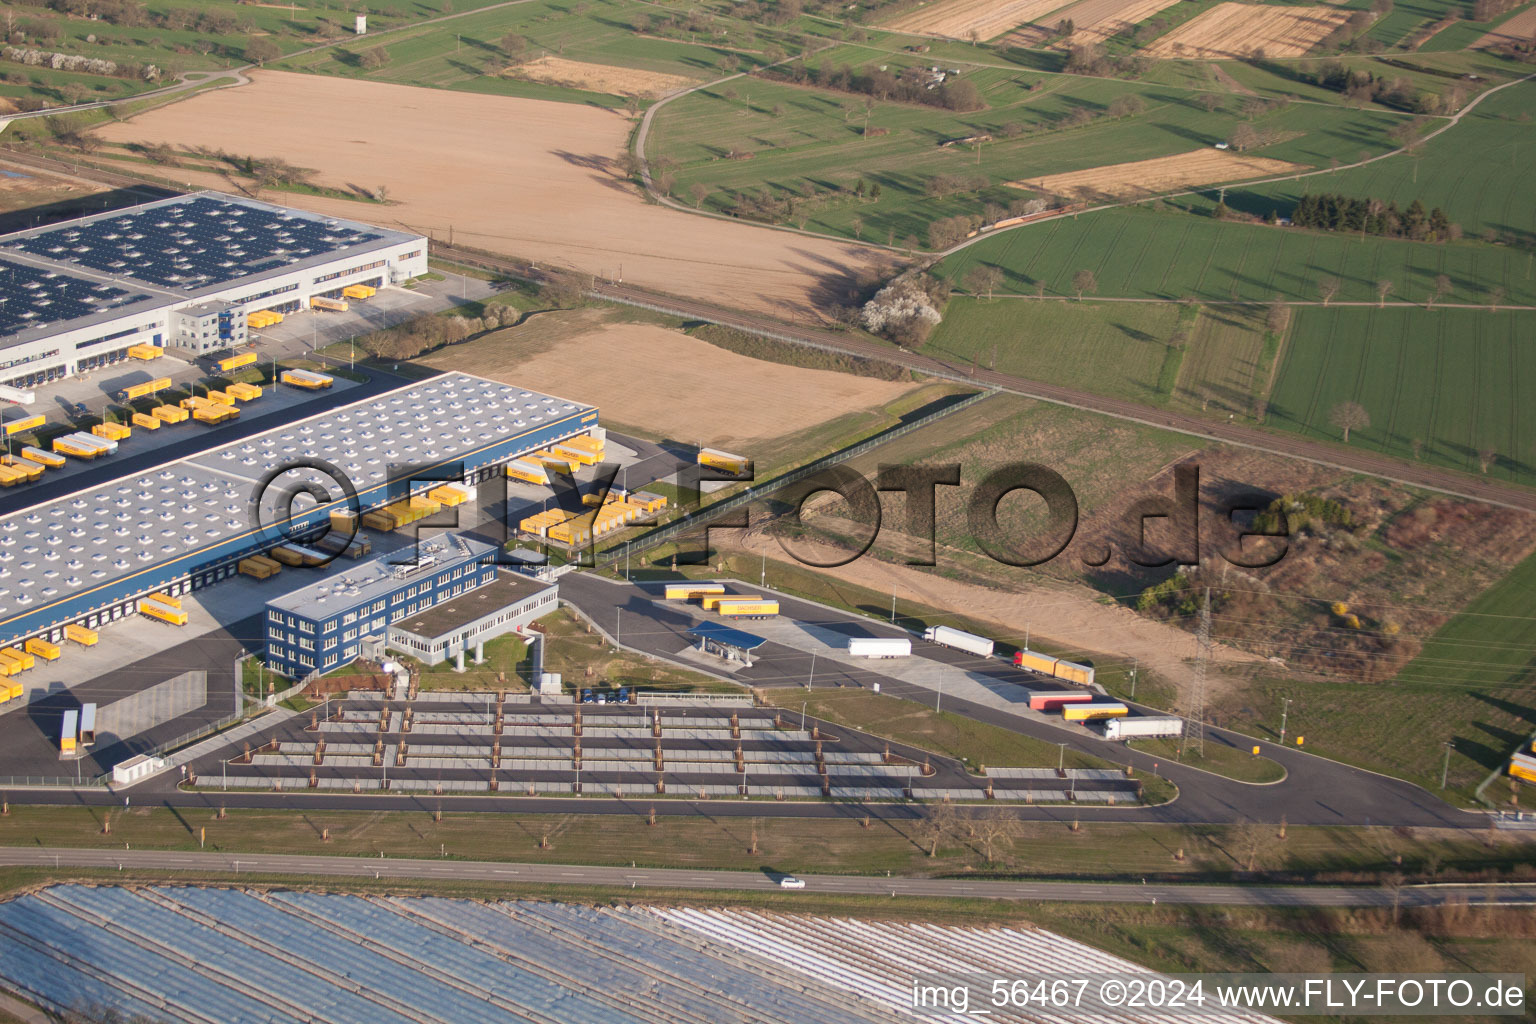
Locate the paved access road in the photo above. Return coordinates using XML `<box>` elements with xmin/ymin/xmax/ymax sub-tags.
<box><xmin>562</xmin><ymin>574</ymin><xmax>1484</xmax><ymax>830</ymax></box>
<box><xmin>5</xmin><ymin>847</ymin><xmax>1532</xmax><ymax>907</ymax></box>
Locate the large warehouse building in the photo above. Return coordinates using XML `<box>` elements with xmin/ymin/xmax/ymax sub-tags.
<box><xmin>0</xmin><ymin>372</ymin><xmax>598</xmax><ymax>650</ymax></box>
<box><xmin>0</xmin><ymin>191</ymin><xmax>426</xmax><ymax>387</ymax></box>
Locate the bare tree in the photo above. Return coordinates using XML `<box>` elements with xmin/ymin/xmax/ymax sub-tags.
<box><xmin>1230</xmin><ymin>123</ymin><xmax>1260</xmax><ymax>153</ymax></box>
<box><xmin>1071</xmin><ymin>269</ymin><xmax>1097</xmax><ymax>301</ymax></box>
<box><xmin>1318</xmin><ymin>276</ymin><xmax>1340</xmax><ymax>306</ymax></box>
<box><xmin>915</xmin><ymin>801</ymin><xmax>959</xmax><ymax>857</ymax></box>
<box><xmin>965</xmin><ymin>265</ymin><xmax>1003</xmax><ymax>300</ymax></box>
<box><xmin>973</xmin><ymin>816</ymin><xmax>1018</xmax><ymax>866</ymax></box>
<box><xmin>1232</xmin><ymin>819</ymin><xmax>1268</xmax><ymax>871</ymax></box>
<box><xmin>1486</xmin><ymin>285</ymin><xmax>1506</xmax><ymax>311</ymax></box>
<box><xmin>1429</xmin><ymin>273</ymin><xmax>1451</xmax><ymax>308</ymax></box>
<box><xmin>375</xmin><ymin>184</ymin><xmax>389</xmax><ymax>203</ymax></box>
<box><xmin>1266</xmin><ymin>296</ymin><xmax>1290</xmax><ymax>334</ymax></box>
<box><xmin>849</xmin><ymin>215</ymin><xmax>864</xmax><ymax>240</ymax></box>
<box><xmin>244</xmin><ymin>37</ymin><xmax>281</xmax><ymax>66</ymax></box>
<box><xmin>1478</xmin><ymin>448</ymin><xmax>1497</xmax><ymax>473</ymax></box>
<box><xmin>1329</xmin><ymin>401</ymin><xmax>1370</xmax><ymax>443</ymax></box>
<box><xmin>1375</xmin><ymin>278</ymin><xmax>1393</xmax><ymax>307</ymax></box>
<box><xmin>688</xmin><ymin>182</ymin><xmax>710</xmax><ymax>208</ymax></box>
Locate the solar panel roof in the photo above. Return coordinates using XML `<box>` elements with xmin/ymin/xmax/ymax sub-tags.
<box><xmin>0</xmin><ymin>256</ymin><xmax>153</xmax><ymax>337</ymax></box>
<box><xmin>1</xmin><ymin>194</ymin><xmax>391</xmax><ymax>292</ymax></box>
<box><xmin>0</xmin><ymin>373</ymin><xmax>594</xmax><ymax>638</ymax></box>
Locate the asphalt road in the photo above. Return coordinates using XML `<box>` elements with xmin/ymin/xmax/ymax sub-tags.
<box><xmin>4</xmin><ymin>847</ymin><xmax>1531</xmax><ymax>907</ymax></box>
<box><xmin>562</xmin><ymin>573</ymin><xmax>1484</xmax><ymax>829</ymax></box>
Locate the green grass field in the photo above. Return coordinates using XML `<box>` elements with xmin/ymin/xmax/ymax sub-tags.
<box><xmin>1395</xmin><ymin>547</ymin><xmax>1536</xmax><ymax>691</ymax></box>
<box><xmin>937</xmin><ymin>206</ymin><xmax>1536</xmax><ymax>305</ymax></box>
<box><xmin>272</xmin><ymin>0</ymin><xmax>806</xmax><ymax>103</ymax></box>
<box><xmin>1267</xmin><ymin>305</ymin><xmax>1535</xmax><ymax>484</ymax></box>
<box><xmin>928</xmin><ymin>297</ymin><xmax>1185</xmax><ymax>404</ymax></box>
<box><xmin>649</xmin><ymin>59</ymin><xmax>1409</xmax><ymax>245</ymax></box>
<box><xmin>1233</xmin><ymin>79</ymin><xmax>1536</xmax><ymax>242</ymax></box>
<box><xmin>1173</xmin><ymin>303</ymin><xmax>1276</xmax><ymax>416</ymax></box>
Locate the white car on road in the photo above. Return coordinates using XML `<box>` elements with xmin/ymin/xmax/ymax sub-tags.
<box><xmin>779</xmin><ymin>876</ymin><xmax>806</xmax><ymax>889</ymax></box>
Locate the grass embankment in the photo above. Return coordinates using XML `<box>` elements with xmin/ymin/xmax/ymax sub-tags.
<box><xmin>1127</xmin><ymin>737</ymin><xmax>1286</xmax><ymax>785</ymax></box>
<box><xmin>540</xmin><ymin>606</ymin><xmax>735</xmax><ymax>695</ymax></box>
<box><xmin>1217</xmin><ymin>551</ymin><xmax>1536</xmax><ymax>806</ymax></box>
<box><xmin>7</xmin><ymin>807</ymin><xmax>1535</xmax><ymax>885</ymax></box>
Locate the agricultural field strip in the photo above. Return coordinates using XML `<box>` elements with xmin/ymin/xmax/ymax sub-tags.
<box><xmin>1007</xmin><ymin>150</ymin><xmax>1311</xmax><ymax>198</ymax></box>
<box><xmin>936</xmin><ymin>68</ymin><xmax>1536</xmax><ymax>263</ymax></box>
<box><xmin>1143</xmin><ymin>3</ymin><xmax>1355</xmax><ymax>59</ymax></box>
<box><xmin>884</xmin><ymin>0</ymin><xmax>1078</xmax><ymax>40</ymax></box>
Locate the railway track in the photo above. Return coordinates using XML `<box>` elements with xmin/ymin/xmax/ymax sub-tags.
<box><xmin>433</xmin><ymin>243</ymin><xmax>1536</xmax><ymax>513</ymax></box>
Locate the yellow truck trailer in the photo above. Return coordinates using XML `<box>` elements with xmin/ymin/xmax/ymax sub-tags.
<box><xmin>64</xmin><ymin>624</ymin><xmax>98</xmax><ymax>647</ymax></box>
<box><xmin>1052</xmin><ymin>659</ymin><xmax>1095</xmax><ymax>686</ymax></box>
<box><xmin>716</xmin><ymin>598</ymin><xmax>779</xmax><ymax>617</ymax></box>
<box><xmin>126</xmin><ymin>344</ymin><xmax>163</xmax><ymax>360</ymax></box>
<box><xmin>91</xmin><ymin>421</ymin><xmax>130</xmax><ymax>441</ymax></box>
<box><xmin>698</xmin><ymin>447</ymin><xmax>751</xmax><ymax>475</ymax></box>
<box><xmin>226</xmin><ymin>382</ymin><xmax>263</xmax><ymax>401</ymax></box>
<box><xmin>205</xmin><ymin>389</ymin><xmax>235</xmax><ymax>406</ymax></box>
<box><xmin>3</xmin><ymin>414</ymin><xmax>44</xmax><ymax>436</ymax></box>
<box><xmin>0</xmin><ymin>459</ymin><xmax>42</xmax><ymax>483</ymax></box>
<box><xmin>20</xmin><ymin>447</ymin><xmax>65</xmax><ymax>468</ymax></box>
<box><xmin>24</xmin><ymin>638</ymin><xmax>60</xmax><ymax>661</ymax></box>
<box><xmin>153</xmin><ymin>405</ymin><xmax>189</xmax><ymax>424</ymax></box>
<box><xmin>218</xmin><ymin>352</ymin><xmax>258</xmax><ymax>372</ymax></box>
<box><xmin>505</xmin><ymin>459</ymin><xmax>550</xmax><ymax>486</ymax></box>
<box><xmin>138</xmin><ymin>599</ymin><xmax>188</xmax><ymax>626</ymax></box>
<box><xmin>342</xmin><ymin>284</ymin><xmax>376</xmax><ymax>300</ymax></box>
<box><xmin>121</xmin><ymin>377</ymin><xmax>172</xmax><ymax>401</ymax></box>
<box><xmin>281</xmin><ymin>369</ymin><xmax>333</xmax><ymax>390</ymax></box>
<box><xmin>428</xmin><ymin>484</ymin><xmax>468</xmax><ymax>507</ymax></box>
<box><xmin>1013</xmin><ymin>650</ymin><xmax>1059</xmax><ymax>676</ymax></box>
<box><xmin>1062</xmin><ymin>702</ymin><xmax>1129</xmax><ymax>722</ymax></box>
<box><xmin>2</xmin><ymin>648</ymin><xmax>34</xmax><ymax>671</ymax></box>
<box><xmin>131</xmin><ymin>412</ymin><xmax>162</xmax><ymax>431</ymax></box>
<box><xmin>310</xmin><ymin>296</ymin><xmax>349</xmax><ymax>312</ymax></box>
<box><xmin>664</xmin><ymin>582</ymin><xmax>726</xmax><ymax>601</ymax></box>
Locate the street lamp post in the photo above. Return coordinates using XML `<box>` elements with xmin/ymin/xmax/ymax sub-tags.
<box><xmin>806</xmin><ymin>652</ymin><xmax>815</xmax><ymax>689</ymax></box>
<box><xmin>1441</xmin><ymin>740</ymin><xmax>1454</xmax><ymax>789</ymax></box>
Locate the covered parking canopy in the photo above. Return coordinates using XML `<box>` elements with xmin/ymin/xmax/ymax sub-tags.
<box><xmin>688</xmin><ymin>621</ymin><xmax>767</xmax><ymax>666</ymax></box>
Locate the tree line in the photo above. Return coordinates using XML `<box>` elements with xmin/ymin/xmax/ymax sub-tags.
<box><xmin>1289</xmin><ymin>193</ymin><xmax>1456</xmax><ymax>242</ymax></box>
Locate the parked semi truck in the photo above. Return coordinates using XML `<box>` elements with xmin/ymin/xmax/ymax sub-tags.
<box><xmin>1101</xmin><ymin>716</ymin><xmax>1183</xmax><ymax>740</ymax></box>
<box><xmin>1014</xmin><ymin>648</ymin><xmax>1096</xmax><ymax>686</ymax></box>
<box><xmin>846</xmin><ymin>637</ymin><xmax>911</xmax><ymax>658</ymax></box>
<box><xmin>923</xmin><ymin>625</ymin><xmax>993</xmax><ymax>658</ymax></box>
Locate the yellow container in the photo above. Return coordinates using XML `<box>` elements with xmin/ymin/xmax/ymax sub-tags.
<box><xmin>219</xmin><ymin>352</ymin><xmax>258</xmax><ymax>372</ymax></box>
<box><xmin>717</xmin><ymin>599</ymin><xmax>778</xmax><ymax>617</ymax></box>
<box><xmin>138</xmin><ymin>600</ymin><xmax>188</xmax><ymax>626</ymax></box>
<box><xmin>127</xmin><ymin>344</ymin><xmax>163</xmax><ymax>360</ymax></box>
<box><xmin>64</xmin><ymin>624</ymin><xmax>98</xmax><ymax>646</ymax></box>
<box><xmin>153</xmin><ymin>405</ymin><xmax>189</xmax><ymax>424</ymax></box>
<box><xmin>131</xmin><ymin>412</ymin><xmax>162</xmax><ymax>431</ymax></box>
<box><xmin>92</xmin><ymin>422</ymin><xmax>131</xmax><ymax>441</ymax></box>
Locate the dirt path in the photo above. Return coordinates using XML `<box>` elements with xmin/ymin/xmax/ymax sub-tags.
<box><xmin>92</xmin><ymin>71</ymin><xmax>888</xmax><ymax>322</ymax></box>
<box><xmin>736</xmin><ymin>534</ymin><xmax>1261</xmax><ymax>696</ymax></box>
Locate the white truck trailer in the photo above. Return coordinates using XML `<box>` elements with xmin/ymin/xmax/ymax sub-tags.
<box><xmin>922</xmin><ymin>625</ymin><xmax>994</xmax><ymax>658</ymax></box>
<box><xmin>1101</xmin><ymin>716</ymin><xmax>1184</xmax><ymax>741</ymax></box>
<box><xmin>846</xmin><ymin>637</ymin><xmax>912</xmax><ymax>658</ymax></box>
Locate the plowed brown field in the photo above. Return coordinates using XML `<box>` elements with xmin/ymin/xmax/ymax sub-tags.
<box><xmin>1008</xmin><ymin>149</ymin><xmax>1308</xmax><ymax>199</ymax></box>
<box><xmin>885</xmin><ymin>0</ymin><xmax>1072</xmax><ymax>39</ymax></box>
<box><xmin>1005</xmin><ymin>0</ymin><xmax>1181</xmax><ymax>48</ymax></box>
<box><xmin>1474</xmin><ymin>4</ymin><xmax>1536</xmax><ymax>47</ymax></box>
<box><xmin>1143</xmin><ymin>2</ymin><xmax>1351</xmax><ymax>58</ymax></box>
<box><xmin>92</xmin><ymin>72</ymin><xmax>887</xmax><ymax>322</ymax></box>
<box><xmin>505</xmin><ymin>57</ymin><xmax>696</xmax><ymax>98</ymax></box>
